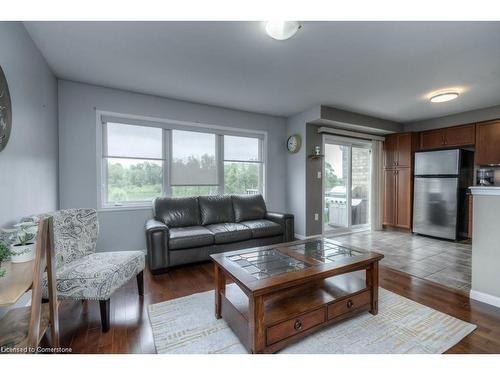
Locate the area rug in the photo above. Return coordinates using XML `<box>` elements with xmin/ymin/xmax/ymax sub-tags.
<box><xmin>147</xmin><ymin>288</ymin><xmax>476</xmax><ymax>354</ymax></box>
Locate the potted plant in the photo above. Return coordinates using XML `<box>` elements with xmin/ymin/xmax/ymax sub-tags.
<box><xmin>1</xmin><ymin>221</ymin><xmax>38</xmax><ymax>263</ymax></box>
<box><xmin>0</xmin><ymin>241</ymin><xmax>11</xmax><ymax>277</ymax></box>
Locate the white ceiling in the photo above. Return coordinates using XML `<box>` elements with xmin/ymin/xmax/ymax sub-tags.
<box><xmin>24</xmin><ymin>21</ymin><xmax>500</xmax><ymax>122</ymax></box>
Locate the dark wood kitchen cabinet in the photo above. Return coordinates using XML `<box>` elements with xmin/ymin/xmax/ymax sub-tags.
<box><xmin>383</xmin><ymin>169</ymin><xmax>397</xmax><ymax>225</ymax></box>
<box><xmin>383</xmin><ymin>168</ymin><xmax>412</xmax><ymax>229</ymax></box>
<box><xmin>384</xmin><ymin>132</ymin><xmax>414</xmax><ymax>168</ymax></box>
<box><xmin>420</xmin><ymin>129</ymin><xmax>445</xmax><ymax>150</ymax></box>
<box><xmin>445</xmin><ymin>124</ymin><xmax>475</xmax><ymax>147</ymax></box>
<box><xmin>395</xmin><ymin>168</ymin><xmax>412</xmax><ymax>229</ymax></box>
<box><xmin>475</xmin><ymin>120</ymin><xmax>500</xmax><ymax>165</ymax></box>
<box><xmin>383</xmin><ymin>132</ymin><xmax>417</xmax><ymax>230</ymax></box>
<box><xmin>420</xmin><ymin>124</ymin><xmax>475</xmax><ymax>150</ymax></box>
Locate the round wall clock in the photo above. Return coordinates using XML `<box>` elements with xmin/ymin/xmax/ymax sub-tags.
<box><xmin>286</xmin><ymin>134</ymin><xmax>302</xmax><ymax>153</ymax></box>
<box><xmin>0</xmin><ymin>66</ymin><xmax>12</xmax><ymax>152</ymax></box>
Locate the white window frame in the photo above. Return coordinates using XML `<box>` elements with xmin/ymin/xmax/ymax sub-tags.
<box><xmin>223</xmin><ymin>134</ymin><xmax>264</xmax><ymax>196</ymax></box>
<box><xmin>96</xmin><ymin>110</ymin><xmax>267</xmax><ymax>211</ymax></box>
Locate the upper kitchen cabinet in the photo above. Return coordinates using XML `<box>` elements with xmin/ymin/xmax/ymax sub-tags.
<box><xmin>445</xmin><ymin>124</ymin><xmax>475</xmax><ymax>147</ymax></box>
<box><xmin>383</xmin><ymin>132</ymin><xmax>416</xmax><ymax>168</ymax></box>
<box><xmin>420</xmin><ymin>129</ymin><xmax>445</xmax><ymax>150</ymax></box>
<box><xmin>475</xmin><ymin>120</ymin><xmax>500</xmax><ymax>165</ymax></box>
<box><xmin>420</xmin><ymin>124</ymin><xmax>475</xmax><ymax>150</ymax></box>
<box><xmin>383</xmin><ymin>134</ymin><xmax>396</xmax><ymax>168</ymax></box>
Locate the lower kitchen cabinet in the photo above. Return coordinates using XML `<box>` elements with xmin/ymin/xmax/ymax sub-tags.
<box><xmin>383</xmin><ymin>167</ymin><xmax>412</xmax><ymax>229</ymax></box>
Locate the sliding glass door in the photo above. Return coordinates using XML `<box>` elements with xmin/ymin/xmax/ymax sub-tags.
<box><xmin>323</xmin><ymin>135</ymin><xmax>372</xmax><ymax>234</ymax></box>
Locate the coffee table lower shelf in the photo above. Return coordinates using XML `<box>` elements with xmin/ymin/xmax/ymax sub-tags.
<box><xmin>218</xmin><ymin>273</ymin><xmax>375</xmax><ymax>353</ymax></box>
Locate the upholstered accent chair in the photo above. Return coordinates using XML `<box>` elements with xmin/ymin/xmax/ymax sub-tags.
<box><xmin>40</xmin><ymin>209</ymin><xmax>145</xmax><ymax>332</ymax></box>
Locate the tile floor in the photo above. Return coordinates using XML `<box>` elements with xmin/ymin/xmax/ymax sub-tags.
<box><xmin>333</xmin><ymin>230</ymin><xmax>472</xmax><ymax>292</ymax></box>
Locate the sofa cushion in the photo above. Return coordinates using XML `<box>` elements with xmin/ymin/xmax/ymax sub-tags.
<box><xmin>154</xmin><ymin>197</ymin><xmax>201</xmax><ymax>228</ymax></box>
<box><xmin>199</xmin><ymin>195</ymin><xmax>234</xmax><ymax>225</ymax></box>
<box><xmin>169</xmin><ymin>226</ymin><xmax>214</xmax><ymax>250</ymax></box>
<box><xmin>232</xmin><ymin>194</ymin><xmax>267</xmax><ymax>223</ymax></box>
<box><xmin>240</xmin><ymin>219</ymin><xmax>283</xmax><ymax>239</ymax></box>
<box><xmin>205</xmin><ymin>223</ymin><xmax>252</xmax><ymax>244</ymax></box>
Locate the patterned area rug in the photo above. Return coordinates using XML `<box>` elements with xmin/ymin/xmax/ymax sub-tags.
<box><xmin>148</xmin><ymin>288</ymin><xmax>475</xmax><ymax>354</ymax></box>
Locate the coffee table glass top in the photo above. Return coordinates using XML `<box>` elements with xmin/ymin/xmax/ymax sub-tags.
<box><xmin>227</xmin><ymin>249</ymin><xmax>309</xmax><ymax>280</ymax></box>
<box><xmin>225</xmin><ymin>239</ymin><xmax>365</xmax><ymax>280</ymax></box>
<box><xmin>286</xmin><ymin>239</ymin><xmax>363</xmax><ymax>264</ymax></box>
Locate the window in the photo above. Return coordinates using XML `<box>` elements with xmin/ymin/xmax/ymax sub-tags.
<box><xmin>223</xmin><ymin>135</ymin><xmax>263</xmax><ymax>195</ymax></box>
<box><xmin>171</xmin><ymin>130</ymin><xmax>218</xmax><ymax>195</ymax></box>
<box><xmin>99</xmin><ymin>116</ymin><xmax>265</xmax><ymax>208</ymax></box>
<box><xmin>103</xmin><ymin>123</ymin><xmax>164</xmax><ymax>206</ymax></box>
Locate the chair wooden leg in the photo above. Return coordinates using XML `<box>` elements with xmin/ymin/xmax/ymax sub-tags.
<box><xmin>99</xmin><ymin>299</ymin><xmax>110</xmax><ymax>333</ymax></box>
<box><xmin>136</xmin><ymin>271</ymin><xmax>144</xmax><ymax>296</ymax></box>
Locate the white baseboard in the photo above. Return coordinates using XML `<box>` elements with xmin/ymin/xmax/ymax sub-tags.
<box><xmin>470</xmin><ymin>289</ymin><xmax>500</xmax><ymax>308</ymax></box>
<box><xmin>294</xmin><ymin>233</ymin><xmax>323</xmax><ymax>240</ymax></box>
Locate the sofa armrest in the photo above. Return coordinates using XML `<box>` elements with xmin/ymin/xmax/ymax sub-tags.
<box><xmin>265</xmin><ymin>212</ymin><xmax>295</xmax><ymax>242</ymax></box>
<box><xmin>146</xmin><ymin>219</ymin><xmax>169</xmax><ymax>234</ymax></box>
<box><xmin>145</xmin><ymin>219</ymin><xmax>170</xmax><ymax>272</ymax></box>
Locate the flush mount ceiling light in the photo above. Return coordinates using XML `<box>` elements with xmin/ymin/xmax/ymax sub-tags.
<box><xmin>265</xmin><ymin>21</ymin><xmax>301</xmax><ymax>41</ymax></box>
<box><xmin>430</xmin><ymin>91</ymin><xmax>459</xmax><ymax>103</ymax></box>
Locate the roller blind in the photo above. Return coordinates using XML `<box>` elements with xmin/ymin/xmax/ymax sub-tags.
<box><xmin>170</xmin><ymin>129</ymin><xmax>218</xmax><ymax>185</ymax></box>
<box><xmin>104</xmin><ymin>122</ymin><xmax>163</xmax><ymax>159</ymax></box>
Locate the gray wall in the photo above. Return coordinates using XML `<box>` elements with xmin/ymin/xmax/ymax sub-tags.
<box><xmin>285</xmin><ymin>106</ymin><xmax>321</xmax><ymax>237</ymax></box>
<box><xmin>0</xmin><ymin>22</ymin><xmax>58</xmax><ymax>227</ymax></box>
<box><xmin>404</xmin><ymin>104</ymin><xmax>500</xmax><ymax>132</ymax></box>
<box><xmin>306</xmin><ymin>124</ymin><xmax>324</xmax><ymax>236</ymax></box>
<box><xmin>287</xmin><ymin>105</ymin><xmax>398</xmax><ymax>237</ymax></box>
<box><xmin>316</xmin><ymin>106</ymin><xmax>402</xmax><ymax>134</ymax></box>
<box><xmin>58</xmin><ymin>80</ymin><xmax>287</xmax><ymax>251</ymax></box>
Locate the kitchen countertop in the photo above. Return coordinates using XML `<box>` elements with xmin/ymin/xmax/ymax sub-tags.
<box><xmin>469</xmin><ymin>186</ymin><xmax>500</xmax><ymax>196</ymax></box>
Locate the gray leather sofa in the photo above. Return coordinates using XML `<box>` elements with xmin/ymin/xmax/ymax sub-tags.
<box><xmin>145</xmin><ymin>194</ymin><xmax>294</xmax><ymax>273</ymax></box>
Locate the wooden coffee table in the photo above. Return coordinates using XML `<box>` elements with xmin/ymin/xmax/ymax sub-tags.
<box><xmin>210</xmin><ymin>238</ymin><xmax>384</xmax><ymax>353</ymax></box>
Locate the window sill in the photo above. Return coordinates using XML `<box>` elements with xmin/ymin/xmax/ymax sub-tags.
<box><xmin>98</xmin><ymin>205</ymin><xmax>153</xmax><ymax>213</ymax></box>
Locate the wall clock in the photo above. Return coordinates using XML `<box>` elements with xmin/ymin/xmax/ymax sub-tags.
<box><xmin>286</xmin><ymin>134</ymin><xmax>302</xmax><ymax>153</ymax></box>
<box><xmin>0</xmin><ymin>66</ymin><xmax>12</xmax><ymax>152</ymax></box>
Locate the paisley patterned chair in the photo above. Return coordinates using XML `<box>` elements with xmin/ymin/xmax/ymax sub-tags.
<box><xmin>39</xmin><ymin>208</ymin><xmax>145</xmax><ymax>332</ymax></box>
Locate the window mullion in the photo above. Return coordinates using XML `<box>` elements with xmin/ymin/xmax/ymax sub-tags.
<box><xmin>217</xmin><ymin>134</ymin><xmax>224</xmax><ymax>195</ymax></box>
<box><xmin>164</xmin><ymin>129</ymin><xmax>172</xmax><ymax>197</ymax></box>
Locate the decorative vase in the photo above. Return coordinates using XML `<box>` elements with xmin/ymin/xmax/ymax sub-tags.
<box><xmin>10</xmin><ymin>243</ymin><xmax>35</xmax><ymax>263</ymax></box>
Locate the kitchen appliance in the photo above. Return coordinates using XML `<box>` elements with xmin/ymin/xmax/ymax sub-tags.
<box><xmin>413</xmin><ymin>149</ymin><xmax>474</xmax><ymax>240</ymax></box>
<box><xmin>477</xmin><ymin>167</ymin><xmax>495</xmax><ymax>186</ymax></box>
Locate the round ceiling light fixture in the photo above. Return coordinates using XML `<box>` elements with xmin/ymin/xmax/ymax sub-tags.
<box><xmin>265</xmin><ymin>21</ymin><xmax>301</xmax><ymax>41</ymax></box>
<box><xmin>430</xmin><ymin>91</ymin><xmax>459</xmax><ymax>103</ymax></box>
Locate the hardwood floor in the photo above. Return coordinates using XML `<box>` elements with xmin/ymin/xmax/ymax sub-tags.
<box><xmin>48</xmin><ymin>262</ymin><xmax>500</xmax><ymax>354</ymax></box>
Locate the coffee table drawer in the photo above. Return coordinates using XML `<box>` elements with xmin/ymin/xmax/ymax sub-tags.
<box><xmin>327</xmin><ymin>290</ymin><xmax>370</xmax><ymax>320</ymax></box>
<box><xmin>266</xmin><ymin>307</ymin><xmax>325</xmax><ymax>346</ymax></box>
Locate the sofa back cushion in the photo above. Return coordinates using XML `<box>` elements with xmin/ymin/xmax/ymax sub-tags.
<box><xmin>199</xmin><ymin>195</ymin><xmax>234</xmax><ymax>225</ymax></box>
<box><xmin>232</xmin><ymin>194</ymin><xmax>267</xmax><ymax>223</ymax></box>
<box><xmin>153</xmin><ymin>197</ymin><xmax>200</xmax><ymax>228</ymax></box>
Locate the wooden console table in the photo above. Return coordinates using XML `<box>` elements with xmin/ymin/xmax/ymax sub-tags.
<box><xmin>0</xmin><ymin>260</ymin><xmax>36</xmax><ymax>307</ymax></box>
<box><xmin>0</xmin><ymin>217</ymin><xmax>59</xmax><ymax>351</ymax></box>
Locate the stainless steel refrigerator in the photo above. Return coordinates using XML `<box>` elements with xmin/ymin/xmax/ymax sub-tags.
<box><xmin>413</xmin><ymin>149</ymin><xmax>473</xmax><ymax>240</ymax></box>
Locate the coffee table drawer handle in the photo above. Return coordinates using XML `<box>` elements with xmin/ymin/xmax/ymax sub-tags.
<box><xmin>347</xmin><ymin>299</ymin><xmax>354</xmax><ymax>309</ymax></box>
<box><xmin>294</xmin><ymin>319</ymin><xmax>302</xmax><ymax>331</ymax></box>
